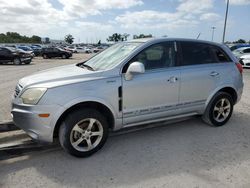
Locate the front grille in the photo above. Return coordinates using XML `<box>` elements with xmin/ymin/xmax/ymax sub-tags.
<box><xmin>14</xmin><ymin>84</ymin><xmax>23</xmax><ymax>98</ymax></box>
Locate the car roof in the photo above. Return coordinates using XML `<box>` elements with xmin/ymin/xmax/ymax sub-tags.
<box><xmin>235</xmin><ymin>46</ymin><xmax>250</xmax><ymax>51</ymax></box>
<box><xmin>128</xmin><ymin>37</ymin><xmax>225</xmax><ymax>48</ymax></box>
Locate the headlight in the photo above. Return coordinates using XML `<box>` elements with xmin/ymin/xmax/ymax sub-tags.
<box><xmin>20</xmin><ymin>88</ymin><xmax>47</xmax><ymax>105</ymax></box>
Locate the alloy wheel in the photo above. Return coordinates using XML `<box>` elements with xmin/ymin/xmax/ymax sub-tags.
<box><xmin>70</xmin><ymin>118</ymin><xmax>103</xmax><ymax>152</ymax></box>
<box><xmin>213</xmin><ymin>98</ymin><xmax>231</xmax><ymax>122</ymax></box>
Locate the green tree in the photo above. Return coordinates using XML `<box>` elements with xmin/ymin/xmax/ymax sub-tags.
<box><xmin>107</xmin><ymin>33</ymin><xmax>123</xmax><ymax>42</ymax></box>
<box><xmin>97</xmin><ymin>40</ymin><xmax>101</xmax><ymax>45</ymax></box>
<box><xmin>0</xmin><ymin>32</ymin><xmax>42</xmax><ymax>43</ymax></box>
<box><xmin>233</xmin><ymin>39</ymin><xmax>246</xmax><ymax>43</ymax></box>
<box><xmin>31</xmin><ymin>35</ymin><xmax>41</xmax><ymax>43</ymax></box>
<box><xmin>65</xmin><ymin>34</ymin><xmax>74</xmax><ymax>44</ymax></box>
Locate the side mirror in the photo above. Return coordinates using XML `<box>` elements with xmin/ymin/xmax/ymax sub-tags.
<box><xmin>125</xmin><ymin>62</ymin><xmax>145</xmax><ymax>80</ymax></box>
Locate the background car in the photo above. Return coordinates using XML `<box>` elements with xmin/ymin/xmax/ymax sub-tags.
<box><xmin>0</xmin><ymin>47</ymin><xmax>32</xmax><ymax>65</ymax></box>
<box><xmin>41</xmin><ymin>47</ymin><xmax>72</xmax><ymax>59</ymax></box>
<box><xmin>17</xmin><ymin>46</ymin><xmax>35</xmax><ymax>57</ymax></box>
<box><xmin>84</xmin><ymin>47</ymin><xmax>93</xmax><ymax>53</ymax></box>
<box><xmin>65</xmin><ymin>46</ymin><xmax>77</xmax><ymax>53</ymax></box>
<box><xmin>233</xmin><ymin>47</ymin><xmax>250</xmax><ymax>58</ymax></box>
<box><xmin>93</xmin><ymin>46</ymin><xmax>104</xmax><ymax>53</ymax></box>
<box><xmin>30</xmin><ymin>46</ymin><xmax>42</xmax><ymax>56</ymax></box>
<box><xmin>230</xmin><ymin>44</ymin><xmax>250</xmax><ymax>51</ymax></box>
<box><xmin>75</xmin><ymin>47</ymin><xmax>86</xmax><ymax>53</ymax></box>
<box><xmin>239</xmin><ymin>54</ymin><xmax>250</xmax><ymax>68</ymax></box>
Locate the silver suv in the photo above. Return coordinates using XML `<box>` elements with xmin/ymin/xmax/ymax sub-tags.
<box><xmin>11</xmin><ymin>38</ymin><xmax>243</xmax><ymax>157</ymax></box>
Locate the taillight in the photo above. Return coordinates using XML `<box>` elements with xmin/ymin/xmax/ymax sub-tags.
<box><xmin>236</xmin><ymin>62</ymin><xmax>243</xmax><ymax>74</ymax></box>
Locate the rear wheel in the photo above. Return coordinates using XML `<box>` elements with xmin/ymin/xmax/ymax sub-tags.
<box><xmin>13</xmin><ymin>58</ymin><xmax>21</xmax><ymax>65</ymax></box>
<box><xmin>43</xmin><ymin>54</ymin><xmax>48</xmax><ymax>59</ymax></box>
<box><xmin>59</xmin><ymin>109</ymin><xmax>109</xmax><ymax>157</ymax></box>
<box><xmin>24</xmin><ymin>61</ymin><xmax>31</xmax><ymax>65</ymax></box>
<box><xmin>202</xmin><ymin>92</ymin><xmax>233</xmax><ymax>126</ymax></box>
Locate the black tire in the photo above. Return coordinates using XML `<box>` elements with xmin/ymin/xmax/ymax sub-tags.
<box><xmin>59</xmin><ymin>109</ymin><xmax>109</xmax><ymax>157</ymax></box>
<box><xmin>43</xmin><ymin>54</ymin><xmax>48</xmax><ymax>59</ymax></box>
<box><xmin>62</xmin><ymin>54</ymin><xmax>66</xmax><ymax>59</ymax></box>
<box><xmin>24</xmin><ymin>60</ymin><xmax>31</xmax><ymax>65</ymax></box>
<box><xmin>13</xmin><ymin>58</ymin><xmax>21</xmax><ymax>65</ymax></box>
<box><xmin>202</xmin><ymin>92</ymin><xmax>234</xmax><ymax>126</ymax></box>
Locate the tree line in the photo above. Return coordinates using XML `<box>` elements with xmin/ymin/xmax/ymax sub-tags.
<box><xmin>0</xmin><ymin>32</ymin><xmax>41</xmax><ymax>43</ymax></box>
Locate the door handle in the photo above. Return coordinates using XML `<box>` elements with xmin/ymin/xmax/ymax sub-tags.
<box><xmin>210</xmin><ymin>71</ymin><xmax>219</xmax><ymax>77</ymax></box>
<box><xmin>167</xmin><ymin>76</ymin><xmax>178</xmax><ymax>83</ymax></box>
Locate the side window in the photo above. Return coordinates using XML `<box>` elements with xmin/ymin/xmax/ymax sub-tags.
<box><xmin>129</xmin><ymin>42</ymin><xmax>175</xmax><ymax>71</ymax></box>
<box><xmin>211</xmin><ymin>47</ymin><xmax>231</xmax><ymax>62</ymax></box>
<box><xmin>180</xmin><ymin>42</ymin><xmax>216</xmax><ymax>66</ymax></box>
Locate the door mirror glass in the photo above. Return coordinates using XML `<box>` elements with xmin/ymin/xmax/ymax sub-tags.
<box><xmin>125</xmin><ymin>62</ymin><xmax>145</xmax><ymax>80</ymax></box>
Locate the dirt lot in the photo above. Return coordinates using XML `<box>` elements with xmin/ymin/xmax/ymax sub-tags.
<box><xmin>0</xmin><ymin>58</ymin><xmax>250</xmax><ymax>187</ymax></box>
<box><xmin>0</xmin><ymin>53</ymin><xmax>92</xmax><ymax>123</ymax></box>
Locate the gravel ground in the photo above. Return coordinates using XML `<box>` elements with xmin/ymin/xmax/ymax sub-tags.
<box><xmin>0</xmin><ymin>61</ymin><xmax>250</xmax><ymax>187</ymax></box>
<box><xmin>0</xmin><ymin>53</ymin><xmax>92</xmax><ymax>123</ymax></box>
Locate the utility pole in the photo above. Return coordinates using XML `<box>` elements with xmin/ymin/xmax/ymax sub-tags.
<box><xmin>211</xmin><ymin>27</ymin><xmax>216</xmax><ymax>41</ymax></box>
<box><xmin>222</xmin><ymin>0</ymin><xmax>229</xmax><ymax>43</ymax></box>
<box><xmin>196</xmin><ymin>33</ymin><xmax>201</xmax><ymax>39</ymax></box>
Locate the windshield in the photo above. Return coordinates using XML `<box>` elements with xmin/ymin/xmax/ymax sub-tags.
<box><xmin>84</xmin><ymin>42</ymin><xmax>141</xmax><ymax>70</ymax></box>
<box><xmin>5</xmin><ymin>47</ymin><xmax>18</xmax><ymax>52</ymax></box>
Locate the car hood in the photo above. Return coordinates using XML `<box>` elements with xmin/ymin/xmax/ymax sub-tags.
<box><xmin>241</xmin><ymin>54</ymin><xmax>250</xmax><ymax>59</ymax></box>
<box><xmin>19</xmin><ymin>64</ymin><xmax>103</xmax><ymax>88</ymax></box>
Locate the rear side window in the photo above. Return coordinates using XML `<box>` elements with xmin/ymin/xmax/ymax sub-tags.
<box><xmin>179</xmin><ymin>42</ymin><xmax>216</xmax><ymax>66</ymax></box>
<box><xmin>211</xmin><ymin>46</ymin><xmax>231</xmax><ymax>62</ymax></box>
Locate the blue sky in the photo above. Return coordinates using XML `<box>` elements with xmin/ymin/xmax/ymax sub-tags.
<box><xmin>0</xmin><ymin>0</ymin><xmax>249</xmax><ymax>43</ymax></box>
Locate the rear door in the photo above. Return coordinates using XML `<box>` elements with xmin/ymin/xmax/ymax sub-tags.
<box><xmin>177</xmin><ymin>41</ymin><xmax>230</xmax><ymax>113</ymax></box>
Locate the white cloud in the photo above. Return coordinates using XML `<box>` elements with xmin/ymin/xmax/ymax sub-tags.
<box><xmin>0</xmin><ymin>0</ymin><xmax>141</xmax><ymax>38</ymax></box>
<box><xmin>200</xmin><ymin>13</ymin><xmax>221</xmax><ymax>21</ymax></box>
<box><xmin>57</xmin><ymin>0</ymin><xmax>143</xmax><ymax>18</ymax></box>
<box><xmin>115</xmin><ymin>0</ymin><xmax>216</xmax><ymax>31</ymax></box>
<box><xmin>75</xmin><ymin>21</ymin><xmax>113</xmax><ymax>31</ymax></box>
<box><xmin>115</xmin><ymin>10</ymin><xmax>199</xmax><ymax>30</ymax></box>
<box><xmin>229</xmin><ymin>0</ymin><xmax>250</xmax><ymax>5</ymax></box>
<box><xmin>177</xmin><ymin>0</ymin><xmax>213</xmax><ymax>14</ymax></box>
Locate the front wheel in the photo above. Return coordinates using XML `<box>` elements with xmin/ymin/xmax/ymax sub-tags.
<box><xmin>62</xmin><ymin>54</ymin><xmax>66</xmax><ymax>59</ymax></box>
<box><xmin>59</xmin><ymin>109</ymin><xmax>109</xmax><ymax>157</ymax></box>
<box><xmin>202</xmin><ymin>92</ymin><xmax>234</xmax><ymax>126</ymax></box>
<box><xmin>13</xmin><ymin>58</ymin><xmax>21</xmax><ymax>65</ymax></box>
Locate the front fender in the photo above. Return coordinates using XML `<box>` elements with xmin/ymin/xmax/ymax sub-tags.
<box><xmin>48</xmin><ymin>96</ymin><xmax>119</xmax><ymax>139</ymax></box>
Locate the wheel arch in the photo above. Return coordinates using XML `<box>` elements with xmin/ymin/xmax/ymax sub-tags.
<box><xmin>206</xmin><ymin>86</ymin><xmax>238</xmax><ymax>108</ymax></box>
<box><xmin>53</xmin><ymin>101</ymin><xmax>115</xmax><ymax>139</ymax></box>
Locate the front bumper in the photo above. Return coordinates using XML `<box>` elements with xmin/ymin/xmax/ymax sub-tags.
<box><xmin>11</xmin><ymin>101</ymin><xmax>64</xmax><ymax>143</ymax></box>
<box><xmin>20</xmin><ymin>57</ymin><xmax>32</xmax><ymax>63</ymax></box>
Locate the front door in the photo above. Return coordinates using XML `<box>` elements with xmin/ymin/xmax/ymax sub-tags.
<box><xmin>122</xmin><ymin>41</ymin><xmax>180</xmax><ymax>125</ymax></box>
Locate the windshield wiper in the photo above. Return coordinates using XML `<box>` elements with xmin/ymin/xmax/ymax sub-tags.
<box><xmin>78</xmin><ymin>63</ymin><xmax>95</xmax><ymax>71</ymax></box>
